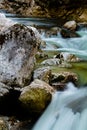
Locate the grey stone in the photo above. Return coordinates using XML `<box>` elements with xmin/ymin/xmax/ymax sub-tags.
<box><xmin>0</xmin><ymin>23</ymin><xmax>39</xmax><ymax>87</ymax></box>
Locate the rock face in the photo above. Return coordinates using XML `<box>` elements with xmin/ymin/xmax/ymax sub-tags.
<box><xmin>0</xmin><ymin>23</ymin><xmax>39</xmax><ymax>87</ymax></box>
<box><xmin>35</xmin><ymin>0</ymin><xmax>87</xmax><ymax>8</ymax></box>
<box><xmin>1</xmin><ymin>0</ymin><xmax>87</xmax><ymax>21</ymax></box>
<box><xmin>19</xmin><ymin>79</ymin><xmax>54</xmax><ymax>114</ymax></box>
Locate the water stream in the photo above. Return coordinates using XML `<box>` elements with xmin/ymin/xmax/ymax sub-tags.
<box><xmin>33</xmin><ymin>83</ymin><xmax>87</xmax><ymax>130</ymax></box>
<box><xmin>0</xmin><ymin>11</ymin><xmax>87</xmax><ymax>130</ymax></box>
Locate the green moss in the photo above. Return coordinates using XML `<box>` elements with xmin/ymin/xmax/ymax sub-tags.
<box><xmin>20</xmin><ymin>88</ymin><xmax>51</xmax><ymax>113</ymax></box>
<box><xmin>51</xmin><ymin>62</ymin><xmax>87</xmax><ymax>86</ymax></box>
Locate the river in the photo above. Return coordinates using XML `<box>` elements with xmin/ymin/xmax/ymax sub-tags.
<box><xmin>0</xmin><ymin>10</ymin><xmax>87</xmax><ymax>130</ymax></box>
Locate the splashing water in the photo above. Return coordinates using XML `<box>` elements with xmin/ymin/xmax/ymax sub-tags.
<box><xmin>0</xmin><ymin>13</ymin><xmax>16</xmax><ymax>31</ymax></box>
<box><xmin>42</xmin><ymin>31</ymin><xmax>87</xmax><ymax>60</ymax></box>
<box><xmin>33</xmin><ymin>83</ymin><xmax>87</xmax><ymax>130</ymax></box>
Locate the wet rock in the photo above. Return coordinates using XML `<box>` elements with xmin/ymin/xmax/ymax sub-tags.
<box><xmin>35</xmin><ymin>51</ymin><xmax>48</xmax><ymax>59</ymax></box>
<box><xmin>61</xmin><ymin>28</ymin><xmax>80</xmax><ymax>38</ymax></box>
<box><xmin>77</xmin><ymin>22</ymin><xmax>87</xmax><ymax>30</ymax></box>
<box><xmin>9</xmin><ymin>120</ymin><xmax>33</xmax><ymax>130</ymax></box>
<box><xmin>41</xmin><ymin>58</ymin><xmax>61</xmax><ymax>66</ymax></box>
<box><xmin>33</xmin><ymin>66</ymin><xmax>52</xmax><ymax>83</ymax></box>
<box><xmin>57</xmin><ymin>52</ymin><xmax>81</xmax><ymax>62</ymax></box>
<box><xmin>0</xmin><ymin>117</ymin><xmax>8</xmax><ymax>130</ymax></box>
<box><xmin>28</xmin><ymin>26</ymin><xmax>43</xmax><ymax>48</ymax></box>
<box><xmin>0</xmin><ymin>23</ymin><xmax>39</xmax><ymax>87</ymax></box>
<box><xmin>1</xmin><ymin>0</ymin><xmax>87</xmax><ymax>22</ymax></box>
<box><xmin>50</xmin><ymin>72</ymin><xmax>78</xmax><ymax>90</ymax></box>
<box><xmin>0</xmin><ymin>82</ymin><xmax>10</xmax><ymax>97</ymax></box>
<box><xmin>19</xmin><ymin>79</ymin><xmax>54</xmax><ymax>114</ymax></box>
<box><xmin>43</xmin><ymin>27</ymin><xmax>61</xmax><ymax>37</ymax></box>
<box><xmin>63</xmin><ymin>21</ymin><xmax>77</xmax><ymax>31</ymax></box>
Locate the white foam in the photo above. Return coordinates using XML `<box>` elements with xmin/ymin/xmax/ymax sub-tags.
<box><xmin>33</xmin><ymin>83</ymin><xmax>87</xmax><ymax>130</ymax></box>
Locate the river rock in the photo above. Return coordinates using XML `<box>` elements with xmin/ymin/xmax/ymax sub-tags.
<box><xmin>63</xmin><ymin>21</ymin><xmax>77</xmax><ymax>31</ymax></box>
<box><xmin>33</xmin><ymin>66</ymin><xmax>52</xmax><ymax>83</ymax></box>
<box><xmin>61</xmin><ymin>28</ymin><xmax>80</xmax><ymax>38</ymax></box>
<box><xmin>56</xmin><ymin>52</ymin><xmax>81</xmax><ymax>62</ymax></box>
<box><xmin>0</xmin><ymin>23</ymin><xmax>39</xmax><ymax>87</ymax></box>
<box><xmin>19</xmin><ymin>79</ymin><xmax>54</xmax><ymax>114</ymax></box>
<box><xmin>50</xmin><ymin>71</ymin><xmax>78</xmax><ymax>90</ymax></box>
<box><xmin>43</xmin><ymin>27</ymin><xmax>60</xmax><ymax>37</ymax></box>
<box><xmin>0</xmin><ymin>83</ymin><xmax>10</xmax><ymax>97</ymax></box>
<box><xmin>0</xmin><ymin>117</ymin><xmax>8</xmax><ymax>130</ymax></box>
<box><xmin>41</xmin><ymin>58</ymin><xmax>61</xmax><ymax>66</ymax></box>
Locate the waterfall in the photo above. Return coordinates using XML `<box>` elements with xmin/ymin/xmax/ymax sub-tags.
<box><xmin>33</xmin><ymin>83</ymin><xmax>87</xmax><ymax>130</ymax></box>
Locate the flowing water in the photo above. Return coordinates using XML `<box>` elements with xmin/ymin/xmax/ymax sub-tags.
<box><xmin>33</xmin><ymin>83</ymin><xmax>87</xmax><ymax>130</ymax></box>
<box><xmin>0</xmin><ymin>11</ymin><xmax>87</xmax><ymax>130</ymax></box>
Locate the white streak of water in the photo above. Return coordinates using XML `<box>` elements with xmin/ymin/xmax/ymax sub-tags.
<box><xmin>43</xmin><ymin>31</ymin><xmax>87</xmax><ymax>60</ymax></box>
<box><xmin>33</xmin><ymin>83</ymin><xmax>87</xmax><ymax>130</ymax></box>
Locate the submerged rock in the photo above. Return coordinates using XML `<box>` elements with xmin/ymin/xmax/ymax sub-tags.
<box><xmin>61</xmin><ymin>28</ymin><xmax>80</xmax><ymax>38</ymax></box>
<box><xmin>0</xmin><ymin>23</ymin><xmax>39</xmax><ymax>87</ymax></box>
<box><xmin>19</xmin><ymin>79</ymin><xmax>54</xmax><ymax>114</ymax></box>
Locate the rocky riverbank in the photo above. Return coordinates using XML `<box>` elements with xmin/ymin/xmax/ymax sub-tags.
<box><xmin>0</xmin><ymin>12</ymin><xmax>83</xmax><ymax>129</ymax></box>
<box><xmin>1</xmin><ymin>0</ymin><xmax>87</xmax><ymax>22</ymax></box>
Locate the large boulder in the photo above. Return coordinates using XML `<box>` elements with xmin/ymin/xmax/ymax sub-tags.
<box><xmin>0</xmin><ymin>23</ymin><xmax>39</xmax><ymax>87</ymax></box>
<box><xmin>19</xmin><ymin>79</ymin><xmax>54</xmax><ymax>114</ymax></box>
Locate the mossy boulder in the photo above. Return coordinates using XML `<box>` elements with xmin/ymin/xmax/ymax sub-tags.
<box><xmin>19</xmin><ymin>79</ymin><xmax>54</xmax><ymax>114</ymax></box>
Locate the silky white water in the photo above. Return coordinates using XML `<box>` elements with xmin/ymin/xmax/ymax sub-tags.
<box><xmin>33</xmin><ymin>83</ymin><xmax>87</xmax><ymax>130</ymax></box>
<box><xmin>42</xmin><ymin>30</ymin><xmax>87</xmax><ymax>60</ymax></box>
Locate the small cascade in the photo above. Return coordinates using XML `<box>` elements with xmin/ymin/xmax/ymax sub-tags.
<box><xmin>42</xmin><ymin>31</ymin><xmax>87</xmax><ymax>60</ymax></box>
<box><xmin>33</xmin><ymin>83</ymin><xmax>87</xmax><ymax>130</ymax></box>
<box><xmin>0</xmin><ymin>13</ymin><xmax>16</xmax><ymax>31</ymax></box>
